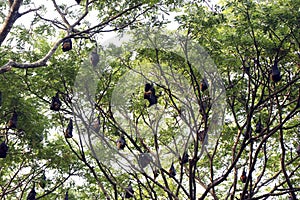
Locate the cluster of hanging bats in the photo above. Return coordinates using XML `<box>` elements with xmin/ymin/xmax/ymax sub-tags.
<box><xmin>2</xmin><ymin>5</ymin><xmax>300</xmax><ymax>197</ymax></box>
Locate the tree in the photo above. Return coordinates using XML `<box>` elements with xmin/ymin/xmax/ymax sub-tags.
<box><xmin>0</xmin><ymin>0</ymin><xmax>299</xmax><ymax>199</ymax></box>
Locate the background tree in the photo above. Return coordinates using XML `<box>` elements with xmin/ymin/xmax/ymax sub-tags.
<box><xmin>0</xmin><ymin>0</ymin><xmax>299</xmax><ymax>200</ymax></box>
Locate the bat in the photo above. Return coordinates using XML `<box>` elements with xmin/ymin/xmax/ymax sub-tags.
<box><xmin>62</xmin><ymin>38</ymin><xmax>72</xmax><ymax>52</ymax></box>
<box><xmin>180</xmin><ymin>151</ymin><xmax>189</xmax><ymax>165</ymax></box>
<box><xmin>270</xmin><ymin>64</ymin><xmax>281</xmax><ymax>83</ymax></box>
<box><xmin>138</xmin><ymin>153</ymin><xmax>152</xmax><ymax>169</ymax></box>
<box><xmin>7</xmin><ymin>111</ymin><xmax>18</xmax><ymax>129</ymax></box>
<box><xmin>255</xmin><ymin>118</ymin><xmax>263</xmax><ymax>133</ymax></box>
<box><xmin>39</xmin><ymin>173</ymin><xmax>46</xmax><ymax>189</ymax></box>
<box><xmin>125</xmin><ymin>182</ymin><xmax>134</xmax><ymax>198</ymax></box>
<box><xmin>27</xmin><ymin>185</ymin><xmax>36</xmax><ymax>200</ymax></box>
<box><xmin>200</xmin><ymin>78</ymin><xmax>208</xmax><ymax>92</ymax></box>
<box><xmin>90</xmin><ymin>50</ymin><xmax>99</xmax><ymax>67</ymax></box>
<box><xmin>65</xmin><ymin>191</ymin><xmax>69</xmax><ymax>200</ymax></box>
<box><xmin>64</xmin><ymin>119</ymin><xmax>73</xmax><ymax>138</ymax></box>
<box><xmin>91</xmin><ymin>116</ymin><xmax>100</xmax><ymax>132</ymax></box>
<box><xmin>240</xmin><ymin>169</ymin><xmax>247</xmax><ymax>183</ymax></box>
<box><xmin>0</xmin><ymin>142</ymin><xmax>8</xmax><ymax>158</ymax></box>
<box><xmin>144</xmin><ymin>83</ymin><xmax>158</xmax><ymax>107</ymax></box>
<box><xmin>75</xmin><ymin>0</ymin><xmax>81</xmax><ymax>4</ymax></box>
<box><xmin>116</xmin><ymin>135</ymin><xmax>126</xmax><ymax>150</ymax></box>
<box><xmin>169</xmin><ymin>162</ymin><xmax>176</xmax><ymax>177</ymax></box>
<box><xmin>296</xmin><ymin>144</ymin><xmax>300</xmax><ymax>156</ymax></box>
<box><xmin>50</xmin><ymin>92</ymin><xmax>62</xmax><ymax>111</ymax></box>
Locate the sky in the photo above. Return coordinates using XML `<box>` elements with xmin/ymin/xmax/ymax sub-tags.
<box><xmin>14</xmin><ymin>0</ymin><xmax>221</xmax><ymax>44</ymax></box>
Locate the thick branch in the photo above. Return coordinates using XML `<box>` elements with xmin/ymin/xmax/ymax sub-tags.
<box><xmin>0</xmin><ymin>0</ymin><xmax>23</xmax><ymax>45</ymax></box>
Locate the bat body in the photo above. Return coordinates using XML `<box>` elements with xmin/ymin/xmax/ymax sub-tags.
<box><xmin>296</xmin><ymin>144</ymin><xmax>300</xmax><ymax>156</ymax></box>
<box><xmin>75</xmin><ymin>0</ymin><xmax>81</xmax><ymax>4</ymax></box>
<box><xmin>62</xmin><ymin>39</ymin><xmax>72</xmax><ymax>52</ymax></box>
<box><xmin>91</xmin><ymin>116</ymin><xmax>100</xmax><ymax>132</ymax></box>
<box><xmin>125</xmin><ymin>182</ymin><xmax>134</xmax><ymax>198</ymax></box>
<box><xmin>7</xmin><ymin>111</ymin><xmax>18</xmax><ymax>129</ymax></box>
<box><xmin>0</xmin><ymin>142</ymin><xmax>8</xmax><ymax>158</ymax></box>
<box><xmin>180</xmin><ymin>151</ymin><xmax>189</xmax><ymax>165</ymax></box>
<box><xmin>169</xmin><ymin>163</ymin><xmax>176</xmax><ymax>177</ymax></box>
<box><xmin>117</xmin><ymin>135</ymin><xmax>126</xmax><ymax>150</ymax></box>
<box><xmin>270</xmin><ymin>64</ymin><xmax>281</xmax><ymax>83</ymax></box>
<box><xmin>39</xmin><ymin>173</ymin><xmax>46</xmax><ymax>189</ymax></box>
<box><xmin>240</xmin><ymin>169</ymin><xmax>247</xmax><ymax>183</ymax></box>
<box><xmin>27</xmin><ymin>187</ymin><xmax>36</xmax><ymax>200</ymax></box>
<box><xmin>200</xmin><ymin>78</ymin><xmax>208</xmax><ymax>92</ymax></box>
<box><xmin>50</xmin><ymin>93</ymin><xmax>62</xmax><ymax>111</ymax></box>
<box><xmin>255</xmin><ymin>119</ymin><xmax>263</xmax><ymax>133</ymax></box>
<box><xmin>65</xmin><ymin>119</ymin><xmax>73</xmax><ymax>138</ymax></box>
<box><xmin>144</xmin><ymin>83</ymin><xmax>158</xmax><ymax>107</ymax></box>
<box><xmin>65</xmin><ymin>191</ymin><xmax>69</xmax><ymax>200</ymax></box>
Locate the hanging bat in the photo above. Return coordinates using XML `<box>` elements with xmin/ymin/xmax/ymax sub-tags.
<box><xmin>27</xmin><ymin>185</ymin><xmax>36</xmax><ymax>200</ymax></box>
<box><xmin>254</xmin><ymin>118</ymin><xmax>263</xmax><ymax>133</ymax></box>
<box><xmin>169</xmin><ymin>162</ymin><xmax>176</xmax><ymax>177</ymax></box>
<box><xmin>50</xmin><ymin>92</ymin><xmax>62</xmax><ymax>111</ymax></box>
<box><xmin>180</xmin><ymin>151</ymin><xmax>189</xmax><ymax>165</ymax></box>
<box><xmin>125</xmin><ymin>182</ymin><xmax>134</xmax><ymax>198</ymax></box>
<box><xmin>75</xmin><ymin>0</ymin><xmax>81</xmax><ymax>4</ymax></box>
<box><xmin>138</xmin><ymin>153</ymin><xmax>152</xmax><ymax>169</ymax></box>
<box><xmin>144</xmin><ymin>83</ymin><xmax>158</xmax><ymax>107</ymax></box>
<box><xmin>64</xmin><ymin>119</ymin><xmax>73</xmax><ymax>138</ymax></box>
<box><xmin>7</xmin><ymin>111</ymin><xmax>18</xmax><ymax>129</ymax></box>
<box><xmin>64</xmin><ymin>191</ymin><xmax>69</xmax><ymax>200</ymax></box>
<box><xmin>296</xmin><ymin>144</ymin><xmax>300</xmax><ymax>156</ymax></box>
<box><xmin>39</xmin><ymin>173</ymin><xmax>46</xmax><ymax>189</ymax></box>
<box><xmin>270</xmin><ymin>64</ymin><xmax>281</xmax><ymax>83</ymax></box>
<box><xmin>90</xmin><ymin>49</ymin><xmax>99</xmax><ymax>67</ymax></box>
<box><xmin>116</xmin><ymin>135</ymin><xmax>126</xmax><ymax>150</ymax></box>
<box><xmin>200</xmin><ymin>78</ymin><xmax>208</xmax><ymax>92</ymax></box>
<box><xmin>91</xmin><ymin>116</ymin><xmax>100</xmax><ymax>132</ymax></box>
<box><xmin>0</xmin><ymin>142</ymin><xmax>8</xmax><ymax>158</ymax></box>
<box><xmin>62</xmin><ymin>38</ymin><xmax>72</xmax><ymax>52</ymax></box>
<box><xmin>240</xmin><ymin>169</ymin><xmax>247</xmax><ymax>183</ymax></box>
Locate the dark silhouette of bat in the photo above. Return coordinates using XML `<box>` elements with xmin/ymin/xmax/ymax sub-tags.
<box><xmin>39</xmin><ymin>173</ymin><xmax>46</xmax><ymax>189</ymax></box>
<box><xmin>200</xmin><ymin>78</ymin><xmax>208</xmax><ymax>92</ymax></box>
<box><xmin>255</xmin><ymin>118</ymin><xmax>263</xmax><ymax>133</ymax></box>
<box><xmin>64</xmin><ymin>191</ymin><xmax>69</xmax><ymax>200</ymax></box>
<box><xmin>75</xmin><ymin>0</ymin><xmax>81</xmax><ymax>4</ymax></box>
<box><xmin>27</xmin><ymin>184</ymin><xmax>36</xmax><ymax>200</ymax></box>
<box><xmin>270</xmin><ymin>64</ymin><xmax>281</xmax><ymax>83</ymax></box>
<box><xmin>180</xmin><ymin>151</ymin><xmax>189</xmax><ymax>165</ymax></box>
<box><xmin>169</xmin><ymin>162</ymin><xmax>176</xmax><ymax>177</ymax></box>
<box><xmin>62</xmin><ymin>39</ymin><xmax>72</xmax><ymax>52</ymax></box>
<box><xmin>117</xmin><ymin>135</ymin><xmax>126</xmax><ymax>150</ymax></box>
<box><xmin>50</xmin><ymin>92</ymin><xmax>62</xmax><ymax>111</ymax></box>
<box><xmin>240</xmin><ymin>169</ymin><xmax>247</xmax><ymax>183</ymax></box>
<box><xmin>144</xmin><ymin>83</ymin><xmax>158</xmax><ymax>107</ymax></box>
<box><xmin>7</xmin><ymin>111</ymin><xmax>18</xmax><ymax>129</ymax></box>
<box><xmin>0</xmin><ymin>142</ymin><xmax>8</xmax><ymax>158</ymax></box>
<box><xmin>125</xmin><ymin>182</ymin><xmax>134</xmax><ymax>198</ymax></box>
<box><xmin>64</xmin><ymin>119</ymin><xmax>73</xmax><ymax>138</ymax></box>
<box><xmin>296</xmin><ymin>144</ymin><xmax>300</xmax><ymax>156</ymax></box>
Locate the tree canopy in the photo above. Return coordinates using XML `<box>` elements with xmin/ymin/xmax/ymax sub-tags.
<box><xmin>0</xmin><ymin>0</ymin><xmax>299</xmax><ymax>199</ymax></box>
